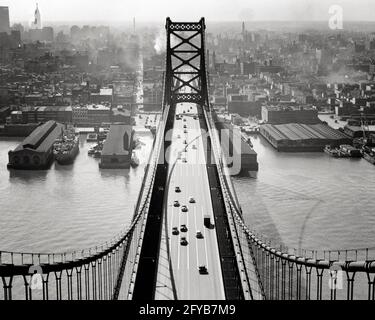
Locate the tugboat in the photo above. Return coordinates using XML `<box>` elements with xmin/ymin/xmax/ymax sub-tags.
<box><xmin>86</xmin><ymin>133</ymin><xmax>98</xmax><ymax>142</ymax></box>
<box><xmin>324</xmin><ymin>145</ymin><xmax>349</xmax><ymax>158</ymax></box>
<box><xmin>359</xmin><ymin>115</ymin><xmax>375</xmax><ymax>165</ymax></box>
<box><xmin>324</xmin><ymin>145</ymin><xmax>341</xmax><ymax>158</ymax></box>
<box><xmin>130</xmin><ymin>151</ymin><xmax>139</xmax><ymax>168</ymax></box>
<box><xmin>339</xmin><ymin>145</ymin><xmax>362</xmax><ymax>158</ymax></box>
<box><xmin>362</xmin><ymin>146</ymin><xmax>375</xmax><ymax>165</ymax></box>
<box><xmin>88</xmin><ymin>140</ymin><xmax>104</xmax><ymax>157</ymax></box>
<box><xmin>54</xmin><ymin>128</ymin><xmax>79</xmax><ymax>165</ymax></box>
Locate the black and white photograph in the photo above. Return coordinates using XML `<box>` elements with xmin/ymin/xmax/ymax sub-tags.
<box><xmin>0</xmin><ymin>0</ymin><xmax>374</xmax><ymax>308</ymax></box>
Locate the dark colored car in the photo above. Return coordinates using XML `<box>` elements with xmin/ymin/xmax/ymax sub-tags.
<box><xmin>174</xmin><ymin>200</ymin><xmax>180</xmax><ymax>207</ymax></box>
<box><xmin>172</xmin><ymin>227</ymin><xmax>179</xmax><ymax>235</ymax></box>
<box><xmin>198</xmin><ymin>265</ymin><xmax>208</xmax><ymax>274</ymax></box>
<box><xmin>175</xmin><ymin>186</ymin><xmax>181</xmax><ymax>193</ymax></box>
<box><xmin>180</xmin><ymin>224</ymin><xmax>188</xmax><ymax>232</ymax></box>
<box><xmin>180</xmin><ymin>237</ymin><xmax>188</xmax><ymax>246</ymax></box>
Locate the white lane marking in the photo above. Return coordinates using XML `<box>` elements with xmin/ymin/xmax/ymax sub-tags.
<box><xmin>194</xmin><ymin>206</ymin><xmax>199</xmax><ymax>266</ymax></box>
<box><xmin>177</xmin><ymin>194</ymin><xmax>181</xmax><ymax>270</ymax></box>
<box><xmin>169</xmin><ymin>195</ymin><xmax>176</xmax><ymax>239</ymax></box>
<box><xmin>201</xmin><ymin>197</ymin><xmax>209</xmax><ymax>269</ymax></box>
<box><xmin>186</xmin><ymin>231</ymin><xmax>189</xmax><ymax>270</ymax></box>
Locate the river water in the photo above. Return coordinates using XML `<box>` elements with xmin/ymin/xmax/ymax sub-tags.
<box><xmin>0</xmin><ymin>118</ymin><xmax>156</xmax><ymax>253</ymax></box>
<box><xmin>234</xmin><ymin>133</ymin><xmax>375</xmax><ymax>254</ymax></box>
<box><xmin>1</xmin><ymin>117</ymin><xmax>374</xmax><ymax>256</ymax></box>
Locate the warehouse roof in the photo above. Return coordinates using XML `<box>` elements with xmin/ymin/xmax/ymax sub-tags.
<box><xmin>101</xmin><ymin>124</ymin><xmax>132</xmax><ymax>156</ymax></box>
<box><xmin>261</xmin><ymin>123</ymin><xmax>349</xmax><ymax>142</ymax></box>
<box><xmin>13</xmin><ymin>120</ymin><xmax>63</xmax><ymax>153</ymax></box>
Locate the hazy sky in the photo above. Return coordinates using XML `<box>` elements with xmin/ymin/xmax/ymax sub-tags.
<box><xmin>2</xmin><ymin>0</ymin><xmax>375</xmax><ymax>23</ymax></box>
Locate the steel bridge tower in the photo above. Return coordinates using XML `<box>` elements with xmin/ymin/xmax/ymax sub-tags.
<box><xmin>163</xmin><ymin>17</ymin><xmax>209</xmax><ymax>107</ymax></box>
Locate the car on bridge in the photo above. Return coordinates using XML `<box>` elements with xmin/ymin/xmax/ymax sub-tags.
<box><xmin>183</xmin><ymin>124</ymin><xmax>187</xmax><ymax>128</ymax></box>
<box><xmin>180</xmin><ymin>237</ymin><xmax>188</xmax><ymax>246</ymax></box>
<box><xmin>183</xmin><ymin>139</ymin><xmax>187</xmax><ymax>144</ymax></box>
<box><xmin>172</xmin><ymin>227</ymin><xmax>179</xmax><ymax>235</ymax></box>
<box><xmin>189</xmin><ymin>197</ymin><xmax>195</xmax><ymax>203</ymax></box>
<box><xmin>204</xmin><ymin>215</ymin><xmax>211</xmax><ymax>228</ymax></box>
<box><xmin>181</xmin><ymin>205</ymin><xmax>188</xmax><ymax>212</ymax></box>
<box><xmin>184</xmin><ymin>130</ymin><xmax>187</xmax><ymax>134</ymax></box>
<box><xmin>177</xmin><ymin>134</ymin><xmax>181</xmax><ymax>139</ymax></box>
<box><xmin>182</xmin><ymin>158</ymin><xmax>187</xmax><ymax>163</ymax></box>
<box><xmin>198</xmin><ymin>265</ymin><xmax>208</xmax><ymax>274</ymax></box>
<box><xmin>175</xmin><ymin>186</ymin><xmax>181</xmax><ymax>193</ymax></box>
<box><xmin>180</xmin><ymin>224</ymin><xmax>188</xmax><ymax>232</ymax></box>
<box><xmin>196</xmin><ymin>231</ymin><xmax>203</xmax><ymax>239</ymax></box>
<box><xmin>174</xmin><ymin>200</ymin><xmax>180</xmax><ymax>207</ymax></box>
<box><xmin>192</xmin><ymin>144</ymin><xmax>197</xmax><ymax>150</ymax></box>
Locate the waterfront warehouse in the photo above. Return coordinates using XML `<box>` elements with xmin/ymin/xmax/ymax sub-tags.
<box><xmin>260</xmin><ymin>123</ymin><xmax>351</xmax><ymax>152</ymax></box>
<box><xmin>99</xmin><ymin>124</ymin><xmax>133</xmax><ymax>169</ymax></box>
<box><xmin>214</xmin><ymin>115</ymin><xmax>259</xmax><ymax>173</ymax></box>
<box><xmin>7</xmin><ymin>120</ymin><xmax>63</xmax><ymax>169</ymax></box>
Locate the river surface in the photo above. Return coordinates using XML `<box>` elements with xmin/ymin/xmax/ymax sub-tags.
<box><xmin>1</xmin><ymin>117</ymin><xmax>375</xmax><ymax>256</ymax></box>
<box><xmin>0</xmin><ymin>116</ymin><xmax>158</xmax><ymax>253</ymax></box>
<box><xmin>234</xmin><ymin>133</ymin><xmax>375</xmax><ymax>254</ymax></box>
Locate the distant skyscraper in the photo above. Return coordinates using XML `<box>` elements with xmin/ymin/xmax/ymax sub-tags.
<box><xmin>241</xmin><ymin>21</ymin><xmax>247</xmax><ymax>42</ymax></box>
<box><xmin>31</xmin><ymin>3</ymin><xmax>42</xmax><ymax>29</ymax></box>
<box><xmin>0</xmin><ymin>6</ymin><xmax>10</xmax><ymax>34</ymax></box>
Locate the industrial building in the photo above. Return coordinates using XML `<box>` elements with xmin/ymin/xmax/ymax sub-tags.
<box><xmin>261</xmin><ymin>105</ymin><xmax>320</xmax><ymax>124</ymax></box>
<box><xmin>214</xmin><ymin>116</ymin><xmax>258</xmax><ymax>173</ymax></box>
<box><xmin>260</xmin><ymin>123</ymin><xmax>351</xmax><ymax>152</ymax></box>
<box><xmin>99</xmin><ymin>124</ymin><xmax>133</xmax><ymax>169</ymax></box>
<box><xmin>343</xmin><ymin>125</ymin><xmax>375</xmax><ymax>138</ymax></box>
<box><xmin>7</xmin><ymin>120</ymin><xmax>63</xmax><ymax>169</ymax></box>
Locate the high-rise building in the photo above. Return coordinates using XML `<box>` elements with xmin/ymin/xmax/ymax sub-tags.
<box><xmin>31</xmin><ymin>3</ymin><xmax>42</xmax><ymax>29</ymax></box>
<box><xmin>0</xmin><ymin>6</ymin><xmax>10</xmax><ymax>34</ymax></box>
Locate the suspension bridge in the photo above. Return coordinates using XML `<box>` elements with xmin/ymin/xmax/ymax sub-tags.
<box><xmin>1</xmin><ymin>18</ymin><xmax>375</xmax><ymax>301</ymax></box>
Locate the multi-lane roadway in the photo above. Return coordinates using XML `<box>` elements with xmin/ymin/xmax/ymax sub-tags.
<box><xmin>164</xmin><ymin>102</ymin><xmax>225</xmax><ymax>300</ymax></box>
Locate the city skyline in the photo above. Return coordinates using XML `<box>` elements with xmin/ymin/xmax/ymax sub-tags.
<box><xmin>1</xmin><ymin>0</ymin><xmax>375</xmax><ymax>24</ymax></box>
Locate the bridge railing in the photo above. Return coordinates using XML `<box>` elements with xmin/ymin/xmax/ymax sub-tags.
<box><xmin>0</xmin><ymin>107</ymin><xmax>168</xmax><ymax>300</ymax></box>
<box><xmin>203</xmin><ymin>107</ymin><xmax>265</xmax><ymax>300</ymax></box>
<box><xmin>204</xmin><ymin>101</ymin><xmax>375</xmax><ymax>300</ymax></box>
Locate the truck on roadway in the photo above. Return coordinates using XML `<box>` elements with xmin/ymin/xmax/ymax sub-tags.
<box><xmin>204</xmin><ymin>215</ymin><xmax>211</xmax><ymax>228</ymax></box>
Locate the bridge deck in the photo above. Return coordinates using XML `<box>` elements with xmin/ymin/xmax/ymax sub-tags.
<box><xmin>155</xmin><ymin>102</ymin><xmax>225</xmax><ymax>300</ymax></box>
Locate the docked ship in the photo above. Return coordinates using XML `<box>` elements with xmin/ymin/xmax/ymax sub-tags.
<box><xmin>324</xmin><ymin>145</ymin><xmax>341</xmax><ymax>158</ymax></box>
<box><xmin>324</xmin><ymin>145</ymin><xmax>362</xmax><ymax>158</ymax></box>
<box><xmin>54</xmin><ymin>128</ymin><xmax>79</xmax><ymax>165</ymax></box>
<box><xmin>362</xmin><ymin>146</ymin><xmax>375</xmax><ymax>165</ymax></box>
<box><xmin>86</xmin><ymin>133</ymin><xmax>98</xmax><ymax>142</ymax></box>
<box><xmin>88</xmin><ymin>141</ymin><xmax>104</xmax><ymax>157</ymax></box>
<box><xmin>339</xmin><ymin>145</ymin><xmax>362</xmax><ymax>158</ymax></box>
